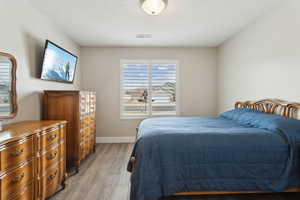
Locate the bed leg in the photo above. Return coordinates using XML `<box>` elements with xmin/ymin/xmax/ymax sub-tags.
<box><xmin>130</xmin><ymin>157</ymin><xmax>136</xmax><ymax>169</ymax></box>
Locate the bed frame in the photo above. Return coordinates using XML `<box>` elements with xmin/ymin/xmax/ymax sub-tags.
<box><xmin>235</xmin><ymin>99</ymin><xmax>300</xmax><ymax>119</ymax></box>
<box><xmin>130</xmin><ymin>99</ymin><xmax>300</xmax><ymax>196</ymax></box>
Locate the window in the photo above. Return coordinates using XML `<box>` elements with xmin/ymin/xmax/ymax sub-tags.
<box><xmin>120</xmin><ymin>60</ymin><xmax>179</xmax><ymax>118</ymax></box>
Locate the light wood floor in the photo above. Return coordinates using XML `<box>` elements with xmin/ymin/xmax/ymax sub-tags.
<box><xmin>51</xmin><ymin>144</ymin><xmax>300</xmax><ymax>200</ymax></box>
<box><xmin>51</xmin><ymin>144</ymin><xmax>132</xmax><ymax>200</ymax></box>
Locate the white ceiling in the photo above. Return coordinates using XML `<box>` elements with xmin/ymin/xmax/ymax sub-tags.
<box><xmin>28</xmin><ymin>0</ymin><xmax>282</xmax><ymax>47</ymax></box>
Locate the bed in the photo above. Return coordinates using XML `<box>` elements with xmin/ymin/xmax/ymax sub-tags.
<box><xmin>127</xmin><ymin>99</ymin><xmax>300</xmax><ymax>200</ymax></box>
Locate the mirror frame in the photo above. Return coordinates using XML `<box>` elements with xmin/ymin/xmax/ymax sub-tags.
<box><xmin>0</xmin><ymin>52</ymin><xmax>17</xmax><ymax>119</ymax></box>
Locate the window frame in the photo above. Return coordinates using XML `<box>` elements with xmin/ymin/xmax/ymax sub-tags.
<box><xmin>120</xmin><ymin>59</ymin><xmax>180</xmax><ymax>119</ymax></box>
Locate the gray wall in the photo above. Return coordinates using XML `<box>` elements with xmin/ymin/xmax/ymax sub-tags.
<box><xmin>80</xmin><ymin>47</ymin><xmax>218</xmax><ymax>138</ymax></box>
<box><xmin>0</xmin><ymin>0</ymin><xmax>81</xmax><ymax>123</ymax></box>
<box><xmin>217</xmin><ymin>0</ymin><xmax>300</xmax><ymax>112</ymax></box>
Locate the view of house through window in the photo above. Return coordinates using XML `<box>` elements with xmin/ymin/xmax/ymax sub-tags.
<box><xmin>121</xmin><ymin>60</ymin><xmax>178</xmax><ymax>118</ymax></box>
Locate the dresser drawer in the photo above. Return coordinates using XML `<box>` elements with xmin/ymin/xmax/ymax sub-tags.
<box><xmin>80</xmin><ymin>141</ymin><xmax>90</xmax><ymax>160</ymax></box>
<box><xmin>44</xmin><ymin>165</ymin><xmax>59</xmax><ymax>188</ymax></box>
<box><xmin>0</xmin><ymin>138</ymin><xmax>34</xmax><ymax>171</ymax></box>
<box><xmin>85</xmin><ymin>127</ymin><xmax>91</xmax><ymax>138</ymax></box>
<box><xmin>80</xmin><ymin>117</ymin><xmax>91</xmax><ymax>128</ymax></box>
<box><xmin>38</xmin><ymin>128</ymin><xmax>61</xmax><ymax>152</ymax></box>
<box><xmin>80</xmin><ymin>145</ymin><xmax>85</xmax><ymax>160</ymax></box>
<box><xmin>10</xmin><ymin>183</ymin><xmax>34</xmax><ymax>200</ymax></box>
<box><xmin>80</xmin><ymin>128</ymin><xmax>91</xmax><ymax>142</ymax></box>
<box><xmin>84</xmin><ymin>117</ymin><xmax>90</xmax><ymax>126</ymax></box>
<box><xmin>80</xmin><ymin>131</ymin><xmax>85</xmax><ymax>143</ymax></box>
<box><xmin>1</xmin><ymin>160</ymin><xmax>34</xmax><ymax>200</ymax></box>
<box><xmin>90</xmin><ymin>116</ymin><xmax>96</xmax><ymax>123</ymax></box>
<box><xmin>39</xmin><ymin>160</ymin><xmax>64</xmax><ymax>199</ymax></box>
<box><xmin>90</xmin><ymin>126</ymin><xmax>96</xmax><ymax>135</ymax></box>
<box><xmin>85</xmin><ymin>138</ymin><xmax>92</xmax><ymax>156</ymax></box>
<box><xmin>40</xmin><ymin>145</ymin><xmax>60</xmax><ymax>172</ymax></box>
<box><xmin>84</xmin><ymin>139</ymin><xmax>89</xmax><ymax>156</ymax></box>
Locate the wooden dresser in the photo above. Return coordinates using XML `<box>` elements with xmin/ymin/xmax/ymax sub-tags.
<box><xmin>43</xmin><ymin>91</ymin><xmax>96</xmax><ymax>172</ymax></box>
<box><xmin>0</xmin><ymin>120</ymin><xmax>66</xmax><ymax>200</ymax></box>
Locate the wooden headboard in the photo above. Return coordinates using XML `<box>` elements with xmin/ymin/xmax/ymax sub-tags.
<box><xmin>235</xmin><ymin>99</ymin><xmax>300</xmax><ymax>119</ymax></box>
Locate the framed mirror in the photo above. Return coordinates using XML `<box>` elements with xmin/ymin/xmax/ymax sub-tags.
<box><xmin>0</xmin><ymin>52</ymin><xmax>17</xmax><ymax>119</ymax></box>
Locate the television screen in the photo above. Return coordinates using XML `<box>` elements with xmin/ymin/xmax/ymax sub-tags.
<box><xmin>41</xmin><ymin>40</ymin><xmax>78</xmax><ymax>83</ymax></box>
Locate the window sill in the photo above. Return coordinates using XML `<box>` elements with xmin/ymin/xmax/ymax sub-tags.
<box><xmin>120</xmin><ymin>114</ymin><xmax>178</xmax><ymax>120</ymax></box>
<box><xmin>120</xmin><ymin>116</ymin><xmax>147</xmax><ymax>120</ymax></box>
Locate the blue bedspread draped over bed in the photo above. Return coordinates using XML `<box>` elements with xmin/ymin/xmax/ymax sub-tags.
<box><xmin>127</xmin><ymin>109</ymin><xmax>300</xmax><ymax>200</ymax></box>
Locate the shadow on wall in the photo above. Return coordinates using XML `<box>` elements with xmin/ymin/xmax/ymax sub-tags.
<box><xmin>13</xmin><ymin>91</ymin><xmax>43</xmax><ymax>122</ymax></box>
<box><xmin>21</xmin><ymin>30</ymin><xmax>45</xmax><ymax>79</ymax></box>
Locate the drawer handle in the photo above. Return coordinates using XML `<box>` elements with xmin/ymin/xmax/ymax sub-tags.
<box><xmin>11</xmin><ymin>173</ymin><xmax>25</xmax><ymax>184</ymax></box>
<box><xmin>47</xmin><ymin>171</ymin><xmax>58</xmax><ymax>181</ymax></box>
<box><xmin>47</xmin><ymin>134</ymin><xmax>57</xmax><ymax>141</ymax></box>
<box><xmin>47</xmin><ymin>151</ymin><xmax>58</xmax><ymax>160</ymax></box>
<box><xmin>10</xmin><ymin>149</ymin><xmax>24</xmax><ymax>157</ymax></box>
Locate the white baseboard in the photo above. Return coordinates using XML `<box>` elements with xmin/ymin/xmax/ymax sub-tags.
<box><xmin>96</xmin><ymin>137</ymin><xmax>135</xmax><ymax>143</ymax></box>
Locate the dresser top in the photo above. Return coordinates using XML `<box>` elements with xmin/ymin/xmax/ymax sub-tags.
<box><xmin>44</xmin><ymin>90</ymin><xmax>95</xmax><ymax>93</ymax></box>
<box><xmin>0</xmin><ymin>120</ymin><xmax>66</xmax><ymax>145</ymax></box>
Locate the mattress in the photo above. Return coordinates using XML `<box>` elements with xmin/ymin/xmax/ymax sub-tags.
<box><xmin>128</xmin><ymin>109</ymin><xmax>300</xmax><ymax>200</ymax></box>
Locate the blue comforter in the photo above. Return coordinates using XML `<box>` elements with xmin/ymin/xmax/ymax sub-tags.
<box><xmin>128</xmin><ymin>109</ymin><xmax>300</xmax><ymax>200</ymax></box>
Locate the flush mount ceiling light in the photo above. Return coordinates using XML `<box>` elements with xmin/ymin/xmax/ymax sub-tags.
<box><xmin>140</xmin><ymin>0</ymin><xmax>168</xmax><ymax>15</ymax></box>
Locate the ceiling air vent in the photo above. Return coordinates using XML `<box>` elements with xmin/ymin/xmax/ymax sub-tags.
<box><xmin>136</xmin><ymin>34</ymin><xmax>152</xmax><ymax>39</ymax></box>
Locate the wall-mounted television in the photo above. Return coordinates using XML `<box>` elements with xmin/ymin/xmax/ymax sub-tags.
<box><xmin>40</xmin><ymin>40</ymin><xmax>78</xmax><ymax>83</ymax></box>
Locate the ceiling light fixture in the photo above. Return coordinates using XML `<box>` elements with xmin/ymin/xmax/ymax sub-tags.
<box><xmin>140</xmin><ymin>0</ymin><xmax>168</xmax><ymax>16</ymax></box>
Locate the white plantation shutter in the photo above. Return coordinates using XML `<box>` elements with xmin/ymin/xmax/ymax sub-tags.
<box><xmin>121</xmin><ymin>60</ymin><xmax>178</xmax><ymax>118</ymax></box>
<box><xmin>121</xmin><ymin>63</ymin><xmax>150</xmax><ymax>117</ymax></box>
<box><xmin>151</xmin><ymin>64</ymin><xmax>177</xmax><ymax>116</ymax></box>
